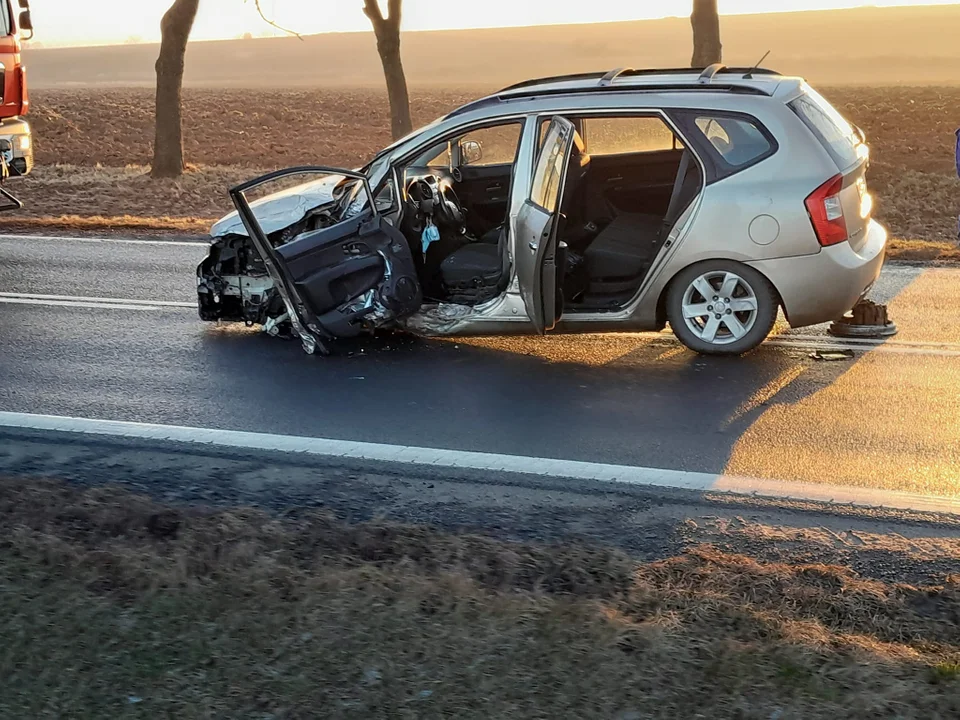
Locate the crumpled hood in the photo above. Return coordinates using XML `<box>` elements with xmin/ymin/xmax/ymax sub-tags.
<box><xmin>210</xmin><ymin>174</ymin><xmax>346</xmax><ymax>238</ymax></box>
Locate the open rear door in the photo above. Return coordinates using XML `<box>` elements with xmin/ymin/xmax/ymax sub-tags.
<box><xmin>229</xmin><ymin>167</ymin><xmax>421</xmax><ymax>355</ymax></box>
<box><xmin>515</xmin><ymin>117</ymin><xmax>577</xmax><ymax>334</ymax></box>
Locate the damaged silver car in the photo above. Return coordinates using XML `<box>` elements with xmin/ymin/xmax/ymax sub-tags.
<box><xmin>198</xmin><ymin>65</ymin><xmax>887</xmax><ymax>355</ymax></box>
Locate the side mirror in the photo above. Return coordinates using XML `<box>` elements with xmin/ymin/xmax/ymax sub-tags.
<box><xmin>18</xmin><ymin>0</ymin><xmax>30</xmax><ymax>8</ymax></box>
<box><xmin>461</xmin><ymin>140</ymin><xmax>483</xmax><ymax>165</ymax></box>
<box><xmin>19</xmin><ymin>10</ymin><xmax>33</xmax><ymax>34</ymax></box>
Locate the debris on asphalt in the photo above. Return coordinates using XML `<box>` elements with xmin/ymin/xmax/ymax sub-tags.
<box><xmin>809</xmin><ymin>349</ymin><xmax>855</xmax><ymax>361</ymax></box>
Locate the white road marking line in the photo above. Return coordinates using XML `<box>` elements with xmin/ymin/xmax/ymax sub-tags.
<box><xmin>774</xmin><ymin>334</ymin><xmax>960</xmax><ymax>350</ymax></box>
<box><xmin>0</xmin><ymin>233</ymin><xmax>207</xmax><ymax>247</ymax></box>
<box><xmin>645</xmin><ymin>330</ymin><xmax>960</xmax><ymax>352</ymax></box>
<box><xmin>1</xmin><ymin>411</ymin><xmax>958</xmax><ymax>516</ymax></box>
<box><xmin>761</xmin><ymin>338</ymin><xmax>960</xmax><ymax>357</ymax></box>
<box><xmin>0</xmin><ymin>297</ymin><xmax>188</xmax><ymax>311</ymax></box>
<box><xmin>2</xmin><ymin>292</ymin><xmax>959</xmax><ymax>355</ymax></box>
<box><xmin>0</xmin><ymin>292</ymin><xmax>195</xmax><ymax>308</ymax></box>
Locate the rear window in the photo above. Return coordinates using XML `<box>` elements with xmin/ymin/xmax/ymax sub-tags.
<box><xmin>789</xmin><ymin>87</ymin><xmax>860</xmax><ymax>170</ymax></box>
<box><xmin>695</xmin><ymin>116</ymin><xmax>772</xmax><ymax>168</ymax></box>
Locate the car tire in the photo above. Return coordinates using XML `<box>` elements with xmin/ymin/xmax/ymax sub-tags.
<box><xmin>666</xmin><ymin>260</ymin><xmax>779</xmax><ymax>356</ymax></box>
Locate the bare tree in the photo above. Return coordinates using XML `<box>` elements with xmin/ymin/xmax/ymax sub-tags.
<box><xmin>691</xmin><ymin>0</ymin><xmax>722</xmax><ymax>68</ymax></box>
<box><xmin>363</xmin><ymin>0</ymin><xmax>412</xmax><ymax>140</ymax></box>
<box><xmin>252</xmin><ymin>0</ymin><xmax>411</xmax><ymax>139</ymax></box>
<box><xmin>152</xmin><ymin>0</ymin><xmax>413</xmax><ymax>179</ymax></box>
<box><xmin>152</xmin><ymin>0</ymin><xmax>200</xmax><ymax>179</ymax></box>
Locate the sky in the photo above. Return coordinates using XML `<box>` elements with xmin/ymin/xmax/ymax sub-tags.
<box><xmin>26</xmin><ymin>0</ymin><xmax>960</xmax><ymax>47</ymax></box>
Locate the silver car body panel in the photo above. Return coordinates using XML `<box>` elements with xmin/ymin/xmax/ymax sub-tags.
<box><xmin>204</xmin><ymin>70</ymin><xmax>886</xmax><ymax>339</ymax></box>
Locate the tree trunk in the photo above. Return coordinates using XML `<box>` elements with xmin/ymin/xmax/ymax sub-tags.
<box><xmin>152</xmin><ymin>0</ymin><xmax>200</xmax><ymax>179</ymax></box>
<box><xmin>691</xmin><ymin>0</ymin><xmax>722</xmax><ymax>68</ymax></box>
<box><xmin>363</xmin><ymin>0</ymin><xmax>413</xmax><ymax>141</ymax></box>
<box><xmin>374</xmin><ymin>33</ymin><xmax>412</xmax><ymax>140</ymax></box>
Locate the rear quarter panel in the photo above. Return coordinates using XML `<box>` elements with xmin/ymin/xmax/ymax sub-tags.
<box><xmin>633</xmin><ymin>102</ymin><xmax>838</xmax><ymax>326</ymax></box>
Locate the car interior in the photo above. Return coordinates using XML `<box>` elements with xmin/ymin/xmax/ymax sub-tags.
<box><xmin>396</xmin><ymin>114</ymin><xmax>703</xmax><ymax>312</ymax></box>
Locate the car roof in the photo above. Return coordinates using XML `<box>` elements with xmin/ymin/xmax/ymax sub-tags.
<box><xmin>446</xmin><ymin>64</ymin><xmax>789</xmax><ymax>119</ymax></box>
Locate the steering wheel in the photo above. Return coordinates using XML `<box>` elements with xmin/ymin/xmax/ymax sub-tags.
<box><xmin>434</xmin><ymin>180</ymin><xmax>466</xmax><ymax>232</ymax></box>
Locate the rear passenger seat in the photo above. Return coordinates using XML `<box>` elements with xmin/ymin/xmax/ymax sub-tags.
<box><xmin>583</xmin><ymin>213</ymin><xmax>662</xmax><ymax>280</ymax></box>
<box><xmin>583</xmin><ymin>157</ymin><xmax>701</xmax><ymax>283</ymax></box>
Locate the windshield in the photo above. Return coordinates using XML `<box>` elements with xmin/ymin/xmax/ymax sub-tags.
<box><xmin>341</xmin><ymin>114</ymin><xmax>450</xmax><ymax>218</ymax></box>
<box><xmin>363</xmin><ymin>115</ymin><xmax>448</xmax><ymax>172</ymax></box>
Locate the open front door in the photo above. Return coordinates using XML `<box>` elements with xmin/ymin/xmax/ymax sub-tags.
<box><xmin>516</xmin><ymin>117</ymin><xmax>577</xmax><ymax>334</ymax></box>
<box><xmin>229</xmin><ymin>167</ymin><xmax>421</xmax><ymax>355</ymax></box>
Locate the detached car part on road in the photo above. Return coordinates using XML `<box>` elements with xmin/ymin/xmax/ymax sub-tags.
<box><xmin>198</xmin><ymin>64</ymin><xmax>887</xmax><ymax>356</ymax></box>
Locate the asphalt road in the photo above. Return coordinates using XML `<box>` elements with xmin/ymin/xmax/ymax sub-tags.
<box><xmin>2</xmin><ymin>234</ymin><xmax>959</xmax><ymax>499</ymax></box>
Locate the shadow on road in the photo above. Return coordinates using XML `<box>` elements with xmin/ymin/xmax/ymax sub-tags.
<box><xmin>191</xmin><ymin>264</ymin><xmax>960</xmax><ymax>498</ymax></box>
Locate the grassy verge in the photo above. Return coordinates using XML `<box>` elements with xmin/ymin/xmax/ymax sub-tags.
<box><xmin>2</xmin><ymin>477</ymin><xmax>959</xmax><ymax>719</ymax></box>
<box><xmin>0</xmin><ymin>214</ymin><xmax>212</xmax><ymax>235</ymax></box>
<box><xmin>887</xmin><ymin>237</ymin><xmax>960</xmax><ymax>263</ymax></box>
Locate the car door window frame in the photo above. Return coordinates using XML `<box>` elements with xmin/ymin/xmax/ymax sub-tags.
<box><xmin>531</xmin><ymin>108</ymin><xmax>701</xmax><ymax>184</ymax></box>
<box><xmin>395</xmin><ymin>115</ymin><xmax>531</xmax><ymax>174</ymax></box>
<box><xmin>450</xmin><ymin>122</ymin><xmax>525</xmax><ymax>169</ymax></box>
<box><xmin>529</xmin><ymin>120</ymin><xmax>572</xmax><ymax>213</ymax></box>
<box><xmin>391</xmin><ymin>115</ymin><xmax>532</xmax><ymax>229</ymax></box>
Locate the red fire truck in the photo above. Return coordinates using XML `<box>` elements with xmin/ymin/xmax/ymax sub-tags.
<box><xmin>0</xmin><ymin>0</ymin><xmax>32</xmax><ymax>193</ymax></box>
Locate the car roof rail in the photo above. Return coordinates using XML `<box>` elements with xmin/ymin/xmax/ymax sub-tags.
<box><xmin>447</xmin><ymin>67</ymin><xmax>784</xmax><ymax>119</ymax></box>
<box><xmin>446</xmin><ymin>82</ymin><xmax>773</xmax><ymax>118</ymax></box>
<box><xmin>499</xmin><ymin>71</ymin><xmax>609</xmax><ymax>94</ymax></box>
<box><xmin>497</xmin><ymin>66</ymin><xmax>782</xmax><ymax>95</ymax></box>
<box><xmin>598</xmin><ymin>67</ymin><xmax>634</xmax><ymax>86</ymax></box>
<box><xmin>698</xmin><ymin>63</ymin><xmax>726</xmax><ymax>84</ymax></box>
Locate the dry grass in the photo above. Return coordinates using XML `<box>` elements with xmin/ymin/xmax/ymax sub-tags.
<box><xmin>3</xmin><ymin>476</ymin><xmax>960</xmax><ymax>719</ymax></box>
<box><xmin>886</xmin><ymin>237</ymin><xmax>960</xmax><ymax>264</ymax></box>
<box><xmin>4</xmin><ymin>164</ymin><xmax>257</xmax><ymax>225</ymax></box>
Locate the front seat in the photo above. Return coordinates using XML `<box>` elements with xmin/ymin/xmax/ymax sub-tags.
<box><xmin>438</xmin><ymin>225</ymin><xmax>509</xmax><ymax>304</ymax></box>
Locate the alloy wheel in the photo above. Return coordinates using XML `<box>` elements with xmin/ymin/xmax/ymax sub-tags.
<box><xmin>681</xmin><ymin>271</ymin><xmax>760</xmax><ymax>345</ymax></box>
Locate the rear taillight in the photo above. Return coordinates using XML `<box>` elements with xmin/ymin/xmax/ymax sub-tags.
<box><xmin>805</xmin><ymin>174</ymin><xmax>847</xmax><ymax>247</ymax></box>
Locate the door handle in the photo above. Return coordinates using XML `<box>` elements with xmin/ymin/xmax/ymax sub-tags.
<box><xmin>486</xmin><ymin>184</ymin><xmax>503</xmax><ymax>193</ymax></box>
<box><xmin>606</xmin><ymin>175</ymin><xmax>624</xmax><ymax>183</ymax></box>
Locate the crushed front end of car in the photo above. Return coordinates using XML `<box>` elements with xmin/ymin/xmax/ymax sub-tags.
<box><xmin>198</xmin><ymin>167</ymin><xmax>422</xmax><ymax>355</ymax></box>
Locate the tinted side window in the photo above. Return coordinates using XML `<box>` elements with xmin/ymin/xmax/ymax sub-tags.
<box><xmin>538</xmin><ymin>116</ymin><xmax>682</xmax><ymax>155</ymax></box>
<box><xmin>695</xmin><ymin>116</ymin><xmax>772</xmax><ymax>168</ymax></box>
<box><xmin>583</xmin><ymin>117</ymin><xmax>678</xmax><ymax>155</ymax></box>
